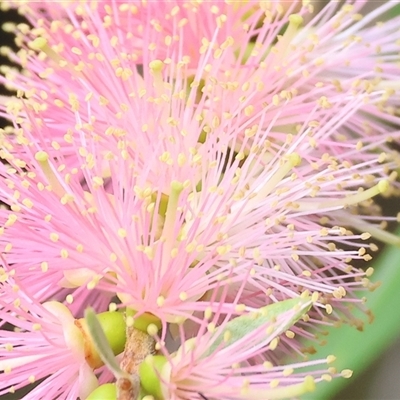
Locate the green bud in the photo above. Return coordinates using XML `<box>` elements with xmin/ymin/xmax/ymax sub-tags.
<box><xmin>139</xmin><ymin>355</ymin><xmax>170</xmax><ymax>400</ymax></box>
<box><xmin>126</xmin><ymin>308</ymin><xmax>162</xmax><ymax>334</ymax></box>
<box><xmin>86</xmin><ymin>383</ymin><xmax>117</xmax><ymax>400</ymax></box>
<box><xmin>78</xmin><ymin>310</ymin><xmax>126</xmax><ymax>369</ymax></box>
<box><xmin>96</xmin><ymin>311</ymin><xmax>126</xmax><ymax>355</ymax></box>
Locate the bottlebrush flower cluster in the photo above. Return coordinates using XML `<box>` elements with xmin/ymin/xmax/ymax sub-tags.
<box><xmin>0</xmin><ymin>0</ymin><xmax>399</xmax><ymax>399</ymax></box>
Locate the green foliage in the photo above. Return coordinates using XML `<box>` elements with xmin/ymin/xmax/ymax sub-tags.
<box><xmin>301</xmin><ymin>228</ymin><xmax>400</xmax><ymax>399</ymax></box>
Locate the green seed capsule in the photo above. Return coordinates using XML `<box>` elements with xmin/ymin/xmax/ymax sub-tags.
<box><xmin>96</xmin><ymin>311</ymin><xmax>126</xmax><ymax>355</ymax></box>
<box><xmin>139</xmin><ymin>354</ymin><xmax>169</xmax><ymax>400</ymax></box>
<box><xmin>77</xmin><ymin>311</ymin><xmax>126</xmax><ymax>369</ymax></box>
<box><xmin>86</xmin><ymin>383</ymin><xmax>117</xmax><ymax>400</ymax></box>
<box><xmin>125</xmin><ymin>308</ymin><xmax>162</xmax><ymax>334</ymax></box>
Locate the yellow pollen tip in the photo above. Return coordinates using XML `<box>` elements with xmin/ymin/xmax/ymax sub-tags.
<box><xmin>179</xmin><ymin>292</ymin><xmax>188</xmax><ymax>301</ymax></box>
<box><xmin>341</xmin><ymin>369</ymin><xmax>353</xmax><ymax>379</ymax></box>
<box><xmin>289</xmin><ymin>14</ymin><xmax>304</xmax><ymax>26</ymax></box>
<box><xmin>289</xmin><ymin>153</ymin><xmax>301</xmax><ymax>167</ymax></box>
<box><xmin>365</xmin><ymin>267</ymin><xmax>374</xmax><ymax>277</ymax></box>
<box><xmin>378</xmin><ymin>179</ymin><xmax>389</xmax><ymax>193</ymax></box>
<box><xmin>156</xmin><ymin>296</ymin><xmax>165</xmax><ymax>306</ymax></box>
<box><xmin>311</xmin><ymin>292</ymin><xmax>319</xmax><ymax>303</ymax></box>
<box><xmin>35</xmin><ymin>151</ymin><xmax>49</xmax><ymax>163</ymax></box>
<box><xmin>29</xmin><ymin>37</ymin><xmax>48</xmax><ymax>50</ymax></box>
<box><xmin>126</xmin><ymin>316</ymin><xmax>134</xmax><ymax>327</ymax></box>
<box><xmin>171</xmin><ymin>180</ymin><xmax>184</xmax><ymax>193</ymax></box>
<box><xmin>149</xmin><ymin>59</ymin><xmax>164</xmax><ymax>72</ymax></box>
<box><xmin>147</xmin><ymin>323</ymin><xmax>159</xmax><ymax>336</ymax></box>
<box><xmin>304</xmin><ymin>375</ymin><xmax>316</xmax><ymax>392</ymax></box>
<box><xmin>300</xmin><ymin>289</ymin><xmax>310</xmax><ymax>299</ymax></box>
<box><xmin>325</xmin><ymin>304</ymin><xmax>333</xmax><ymax>314</ymax></box>
<box><xmin>326</xmin><ymin>355</ymin><xmax>336</xmax><ymax>364</ymax></box>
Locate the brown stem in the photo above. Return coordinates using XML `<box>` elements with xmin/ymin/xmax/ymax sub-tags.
<box><xmin>117</xmin><ymin>326</ymin><xmax>156</xmax><ymax>400</ymax></box>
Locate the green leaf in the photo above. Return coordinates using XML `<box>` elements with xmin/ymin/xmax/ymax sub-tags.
<box><xmin>387</xmin><ymin>4</ymin><xmax>400</xmax><ymax>18</ymax></box>
<box><xmin>206</xmin><ymin>296</ymin><xmax>313</xmax><ymax>356</ymax></box>
<box><xmin>300</xmin><ymin>227</ymin><xmax>400</xmax><ymax>399</ymax></box>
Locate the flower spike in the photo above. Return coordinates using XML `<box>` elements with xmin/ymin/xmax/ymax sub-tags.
<box><xmin>0</xmin><ymin>1</ymin><xmax>400</xmax><ymax>398</ymax></box>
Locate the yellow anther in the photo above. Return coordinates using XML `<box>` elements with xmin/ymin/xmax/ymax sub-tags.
<box><xmin>289</xmin><ymin>152</ymin><xmax>301</xmax><ymax>167</ymax></box>
<box><xmin>28</xmin><ymin>37</ymin><xmax>48</xmax><ymax>51</ymax></box>
<box><xmin>149</xmin><ymin>59</ymin><xmax>164</xmax><ymax>72</ymax></box>
<box><xmin>326</xmin><ymin>355</ymin><xmax>336</xmax><ymax>364</ymax></box>
<box><xmin>147</xmin><ymin>323</ymin><xmax>159</xmax><ymax>336</ymax></box>
<box><xmin>378</xmin><ymin>179</ymin><xmax>389</xmax><ymax>193</ymax></box>
<box><xmin>341</xmin><ymin>369</ymin><xmax>353</xmax><ymax>379</ymax></box>
<box><xmin>35</xmin><ymin>151</ymin><xmax>49</xmax><ymax>162</ymax></box>
<box><xmin>288</xmin><ymin>14</ymin><xmax>304</xmax><ymax>26</ymax></box>
<box><xmin>149</xmin><ymin>59</ymin><xmax>166</xmax><ymax>98</ymax></box>
<box><xmin>179</xmin><ymin>292</ymin><xmax>188</xmax><ymax>301</ymax></box>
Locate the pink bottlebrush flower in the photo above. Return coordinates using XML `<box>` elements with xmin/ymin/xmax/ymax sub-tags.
<box><xmin>1</xmin><ymin>0</ymin><xmax>400</xmax><ymax>173</ymax></box>
<box><xmin>14</xmin><ymin>0</ymin><xmax>262</xmax><ymax>69</ymax></box>
<box><xmin>0</xmin><ymin>45</ymin><xmax>388</xmax><ymax>325</ymax></box>
<box><xmin>0</xmin><ymin>277</ymin><xmax>101</xmax><ymax>399</ymax></box>
<box><xmin>0</xmin><ymin>1</ymin><xmax>398</xmax><ymax>332</ymax></box>
<box><xmin>0</xmin><ymin>55</ymin><xmax>386</xmax><ymax>343</ymax></box>
<box><xmin>0</xmin><ymin>0</ymin><xmax>264</xmax><ymax>168</ymax></box>
<box><xmin>0</xmin><ymin>1</ymin><xmax>399</xmax><ymax>397</ymax></box>
<box><xmin>160</xmin><ymin>345</ymin><xmax>330</xmax><ymax>400</ymax></box>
